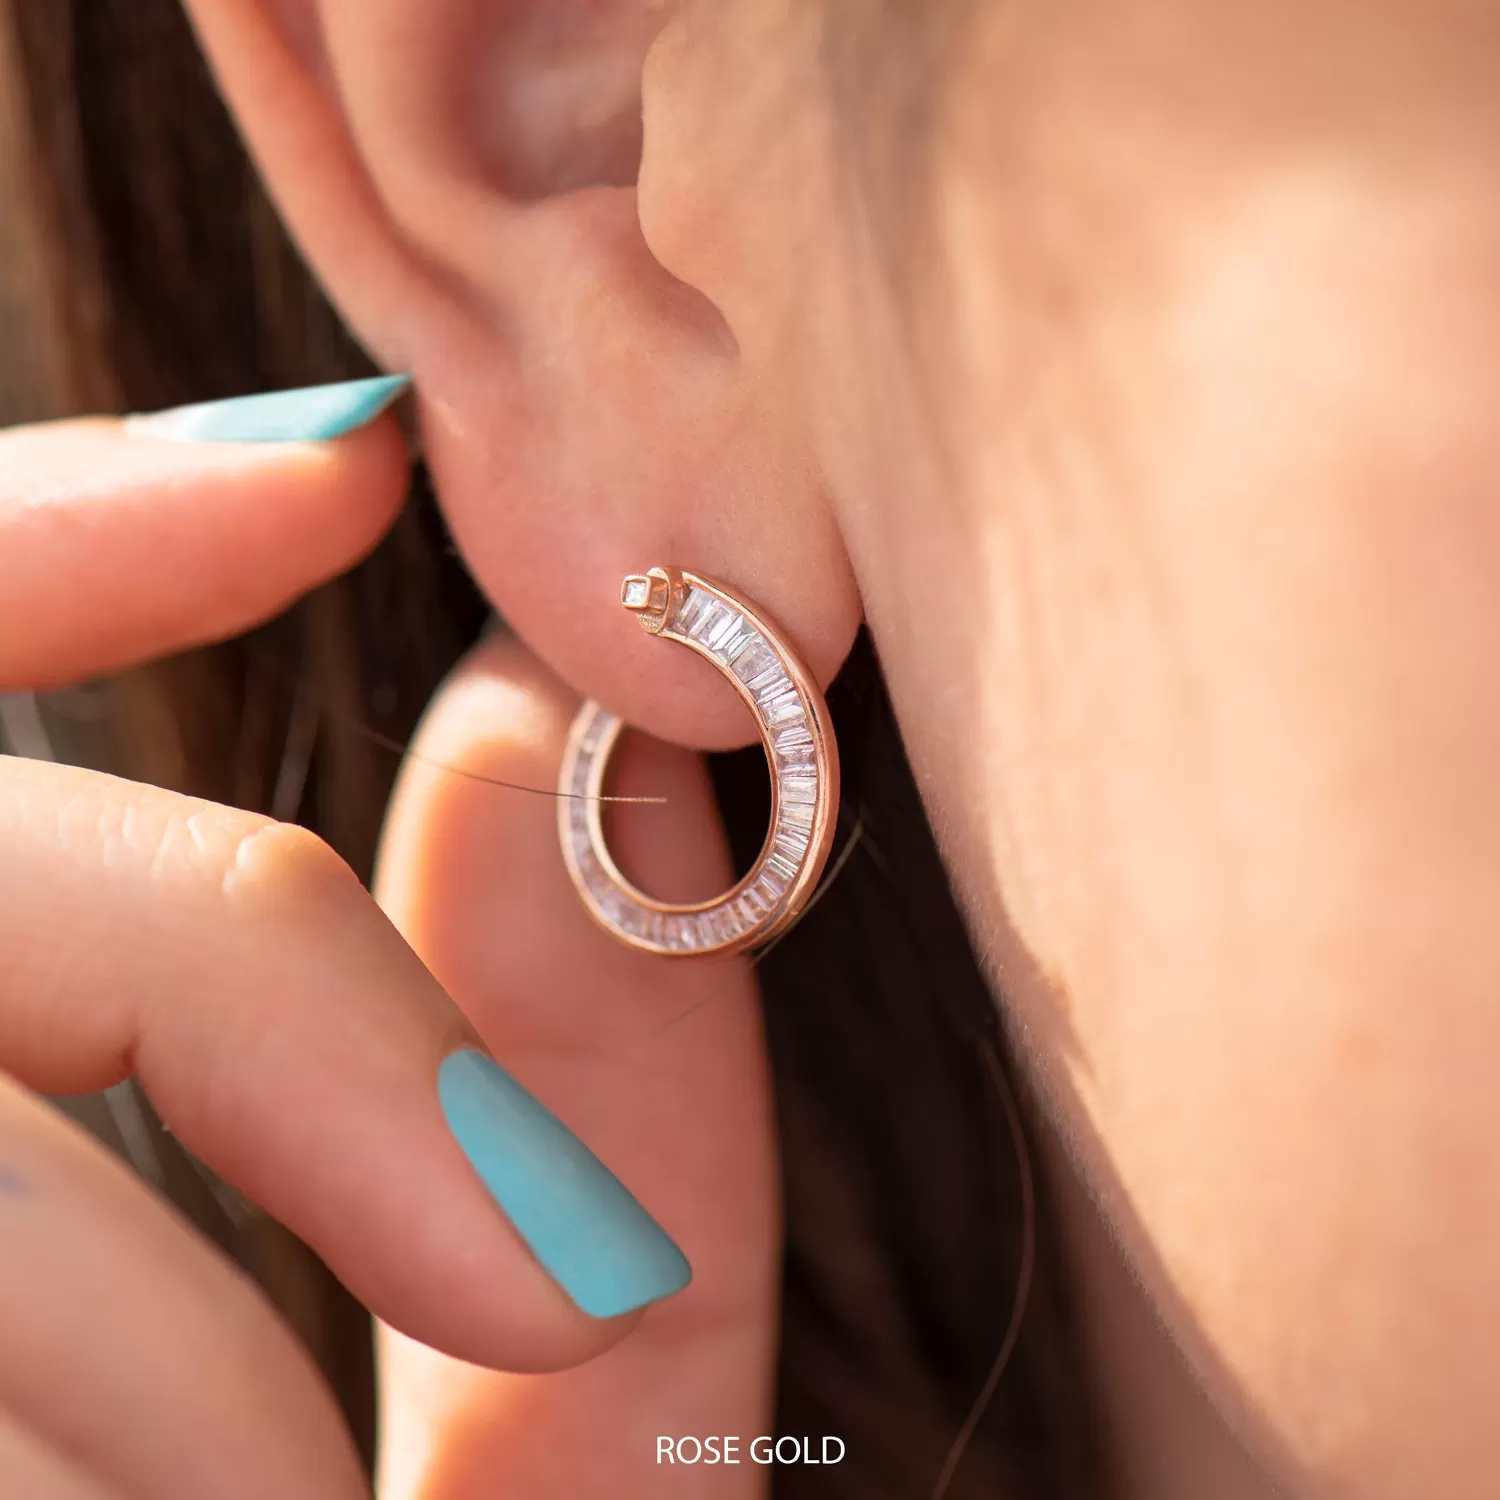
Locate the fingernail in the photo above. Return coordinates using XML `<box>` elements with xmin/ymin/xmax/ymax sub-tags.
<box><xmin>438</xmin><ymin>1050</ymin><xmax>692</xmax><ymax>1319</ymax></box>
<box><xmin>126</xmin><ymin>374</ymin><xmax>410</xmax><ymax>443</ymax></box>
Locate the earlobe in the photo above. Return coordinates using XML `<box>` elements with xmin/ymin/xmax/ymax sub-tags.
<box><xmin>183</xmin><ymin>0</ymin><xmax>862</xmax><ymax>749</ymax></box>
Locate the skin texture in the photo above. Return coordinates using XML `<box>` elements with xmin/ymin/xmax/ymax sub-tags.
<box><xmin>373</xmin><ymin>642</ymin><xmax>774</xmax><ymax>1499</ymax></box>
<box><xmin>2</xmin><ymin>0</ymin><xmax>1499</xmax><ymax>1495</ymax></box>
<box><xmin>0</xmin><ymin>420</ymin><xmax>772</xmax><ymax>1497</ymax></box>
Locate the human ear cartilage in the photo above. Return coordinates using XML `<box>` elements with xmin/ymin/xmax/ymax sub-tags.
<box><xmin>559</xmin><ymin>568</ymin><xmax>840</xmax><ymax>957</ymax></box>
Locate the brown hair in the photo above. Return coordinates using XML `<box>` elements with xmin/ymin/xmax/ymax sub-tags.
<box><xmin>1</xmin><ymin>2</ymin><xmax>1103</xmax><ymax>1493</ymax></box>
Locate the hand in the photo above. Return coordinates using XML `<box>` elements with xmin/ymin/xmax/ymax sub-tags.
<box><xmin>0</xmin><ymin>405</ymin><xmax>776</xmax><ymax>1498</ymax></box>
<box><xmin>371</xmin><ymin>633</ymin><xmax>776</xmax><ymax>1499</ymax></box>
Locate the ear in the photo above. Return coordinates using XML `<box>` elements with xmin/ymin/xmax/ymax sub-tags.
<box><xmin>179</xmin><ymin>0</ymin><xmax>860</xmax><ymax>748</ymax></box>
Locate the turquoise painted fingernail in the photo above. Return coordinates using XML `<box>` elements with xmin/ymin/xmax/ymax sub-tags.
<box><xmin>127</xmin><ymin>374</ymin><xmax>410</xmax><ymax>443</ymax></box>
<box><xmin>438</xmin><ymin>1050</ymin><xmax>692</xmax><ymax>1319</ymax></box>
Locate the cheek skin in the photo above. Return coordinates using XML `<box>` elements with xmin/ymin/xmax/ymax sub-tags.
<box><xmin>895</xmin><ymin>164</ymin><xmax>1500</xmax><ymax>1495</ymax></box>
<box><xmin>645</xmin><ymin>2</ymin><xmax>1500</xmax><ymax>1490</ymax></box>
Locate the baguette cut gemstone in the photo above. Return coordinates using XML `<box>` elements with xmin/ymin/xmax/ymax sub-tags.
<box><xmin>705</xmin><ymin>609</ymin><xmax>743</xmax><ymax>651</ymax></box>
<box><xmin>776</xmin><ymin>815</ymin><xmax>811</xmax><ymax>845</ymax></box>
<box><xmin>759</xmin><ymin>688</ymin><xmax>801</xmax><ymax>724</ymax></box>
<box><xmin>733</xmin><ymin>640</ymin><xmax>774</xmax><ymax>684</ymax></box>
<box><xmin>747</xmin><ymin>662</ymin><xmax>786</xmax><ymax>697</ymax></box>
<box><xmin>560</xmin><ymin>571</ymin><xmax>835</xmax><ymax>958</ymax></box>
<box><xmin>692</xmin><ymin>599</ymin><xmax>732</xmax><ymax>644</ymax></box>
<box><xmin>676</xmin><ymin>589</ymin><xmax>713</xmax><ymax>635</ymax></box>
<box><xmin>715</xmin><ymin>617</ymin><xmax>755</xmax><ymax>661</ymax></box>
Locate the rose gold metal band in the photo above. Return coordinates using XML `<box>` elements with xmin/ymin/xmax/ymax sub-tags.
<box><xmin>558</xmin><ymin>567</ymin><xmax>840</xmax><ymax>958</ymax></box>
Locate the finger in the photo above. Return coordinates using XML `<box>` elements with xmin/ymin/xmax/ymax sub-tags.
<box><xmin>0</xmin><ymin>755</ymin><xmax>661</xmax><ymax>1372</ymax></box>
<box><xmin>374</xmin><ymin>637</ymin><xmax>777</xmax><ymax>1499</ymax></box>
<box><xmin>0</xmin><ymin>382</ymin><xmax>407</xmax><ymax>692</ymax></box>
<box><xmin>0</xmin><ymin>1404</ymin><xmax>120</xmax><ymax>1500</ymax></box>
<box><xmin>0</xmin><ymin>1078</ymin><xmax>363</xmax><ymax>1500</ymax></box>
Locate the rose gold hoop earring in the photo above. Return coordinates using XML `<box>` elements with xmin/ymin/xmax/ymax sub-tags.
<box><xmin>558</xmin><ymin>567</ymin><xmax>840</xmax><ymax>958</ymax></box>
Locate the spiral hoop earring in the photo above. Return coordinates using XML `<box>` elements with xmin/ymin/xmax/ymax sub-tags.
<box><xmin>558</xmin><ymin>567</ymin><xmax>840</xmax><ymax>958</ymax></box>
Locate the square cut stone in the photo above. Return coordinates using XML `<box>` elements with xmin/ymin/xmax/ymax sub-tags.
<box><xmin>622</xmin><ymin>576</ymin><xmax>652</xmax><ymax>608</ymax></box>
